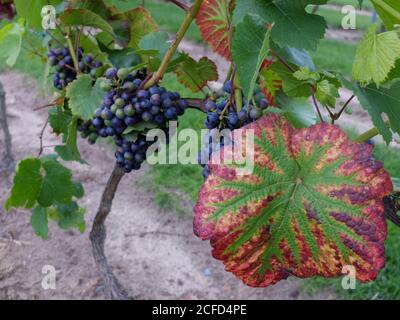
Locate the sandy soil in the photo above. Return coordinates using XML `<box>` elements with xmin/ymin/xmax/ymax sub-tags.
<box><xmin>0</xmin><ymin>72</ymin><xmax>330</xmax><ymax>300</ymax></box>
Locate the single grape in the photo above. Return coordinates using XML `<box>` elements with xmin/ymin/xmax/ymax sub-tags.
<box><xmin>142</xmin><ymin>111</ymin><xmax>153</xmax><ymax>122</ymax></box>
<box><xmin>105</xmin><ymin>68</ymin><xmax>118</xmax><ymax>79</ymax></box>
<box><xmin>223</xmin><ymin>80</ymin><xmax>232</xmax><ymax>94</ymax></box>
<box><xmin>259</xmin><ymin>98</ymin><xmax>269</xmax><ymax>109</ymax></box>
<box><xmin>124</xmin><ymin>104</ymin><xmax>135</xmax><ymax>117</ymax></box>
<box><xmin>117</xmin><ymin>68</ymin><xmax>130</xmax><ymax>80</ymax></box>
<box><xmin>137</xmin><ymin>90</ymin><xmax>150</xmax><ymax>100</ymax></box>
<box><xmin>249</xmin><ymin>108</ymin><xmax>262</xmax><ymax>120</ymax></box>
<box><xmin>116</xmin><ymin>109</ymin><xmax>125</xmax><ymax>119</ymax></box>
<box><xmin>150</xmin><ymin>94</ymin><xmax>161</xmax><ymax>106</ymax></box>
<box><xmin>115</xmin><ymin>98</ymin><xmax>125</xmax><ymax>108</ymax></box>
<box><xmin>165</xmin><ymin>107</ymin><xmax>177</xmax><ymax>120</ymax></box>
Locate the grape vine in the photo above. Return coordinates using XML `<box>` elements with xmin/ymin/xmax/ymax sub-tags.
<box><xmin>1</xmin><ymin>0</ymin><xmax>400</xmax><ymax>299</ymax></box>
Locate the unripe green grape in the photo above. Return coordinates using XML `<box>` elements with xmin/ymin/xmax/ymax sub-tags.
<box><xmin>100</xmin><ymin>80</ymin><xmax>112</xmax><ymax>91</ymax></box>
<box><xmin>115</xmin><ymin>98</ymin><xmax>125</xmax><ymax>108</ymax></box>
<box><xmin>117</xmin><ymin>68</ymin><xmax>129</xmax><ymax>80</ymax></box>
<box><xmin>116</xmin><ymin>109</ymin><xmax>125</xmax><ymax>119</ymax></box>
<box><xmin>124</xmin><ymin>104</ymin><xmax>135</xmax><ymax>116</ymax></box>
<box><xmin>111</xmin><ymin>104</ymin><xmax>119</xmax><ymax>113</ymax></box>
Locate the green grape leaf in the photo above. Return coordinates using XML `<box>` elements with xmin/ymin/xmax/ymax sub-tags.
<box><xmin>371</xmin><ymin>0</ymin><xmax>400</xmax><ymax>30</ymax></box>
<box><xmin>60</xmin><ymin>8</ymin><xmax>115</xmax><ymax>37</ymax></box>
<box><xmin>0</xmin><ymin>19</ymin><xmax>25</xmax><ymax>67</ymax></box>
<box><xmin>271</xmin><ymin>62</ymin><xmax>311</xmax><ymax>98</ymax></box>
<box><xmin>138</xmin><ymin>31</ymin><xmax>171</xmax><ymax>71</ymax></box>
<box><xmin>232</xmin><ymin>15</ymin><xmax>271</xmax><ymax>105</ymax></box>
<box><xmin>138</xmin><ymin>31</ymin><xmax>169</xmax><ymax>60</ymax></box>
<box><xmin>31</xmin><ymin>206</ymin><xmax>49</xmax><ymax>240</ymax></box>
<box><xmin>386</xmin><ymin>60</ymin><xmax>400</xmax><ymax>81</ymax></box>
<box><xmin>315</xmin><ymin>79</ymin><xmax>340</xmax><ymax>108</ymax></box>
<box><xmin>278</xmin><ymin>46</ymin><xmax>316</xmax><ymax>71</ymax></box>
<box><xmin>174</xmin><ymin>56</ymin><xmax>218</xmax><ymax>92</ymax></box>
<box><xmin>66</xmin><ymin>75</ymin><xmax>104</xmax><ymax>121</ymax></box>
<box><xmin>195</xmin><ymin>114</ymin><xmax>392</xmax><ymax>287</ymax></box>
<box><xmin>352</xmin><ymin>24</ymin><xmax>400</xmax><ymax>85</ymax></box>
<box><xmin>48</xmin><ymin>107</ymin><xmax>72</xmax><ymax>142</ymax></box>
<box><xmin>37</xmin><ymin>158</ymin><xmax>74</xmax><ymax>207</ymax></box>
<box><xmin>125</xmin><ymin>7</ymin><xmax>158</xmax><ymax>49</ymax></box>
<box><xmin>196</xmin><ymin>0</ymin><xmax>232</xmax><ymax>60</ymax></box>
<box><xmin>233</xmin><ymin>0</ymin><xmax>328</xmax><ymax>51</ymax></box>
<box><xmin>274</xmin><ymin>94</ymin><xmax>317</xmax><ymax>128</ymax></box>
<box><xmin>342</xmin><ymin>78</ymin><xmax>400</xmax><ymax>144</ymax></box>
<box><xmin>54</xmin><ymin>117</ymin><xmax>83</xmax><ymax>163</ymax></box>
<box><xmin>5</xmin><ymin>158</ymin><xmax>43</xmax><ymax>210</ymax></box>
<box><xmin>72</xmin><ymin>181</ymin><xmax>85</xmax><ymax>199</ymax></box>
<box><xmin>14</xmin><ymin>0</ymin><xmax>62</xmax><ymax>30</ymax></box>
<box><xmin>293</xmin><ymin>67</ymin><xmax>320</xmax><ymax>82</ymax></box>
<box><xmin>104</xmin><ymin>48</ymin><xmax>141</xmax><ymax>69</ymax></box>
<box><xmin>55</xmin><ymin>202</ymin><xmax>85</xmax><ymax>232</ymax></box>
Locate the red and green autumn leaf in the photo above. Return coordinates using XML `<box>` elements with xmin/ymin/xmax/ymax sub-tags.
<box><xmin>259</xmin><ymin>59</ymin><xmax>283</xmax><ymax>106</ymax></box>
<box><xmin>194</xmin><ymin>114</ymin><xmax>393</xmax><ymax>287</ymax></box>
<box><xmin>196</xmin><ymin>0</ymin><xmax>233</xmax><ymax>60</ymax></box>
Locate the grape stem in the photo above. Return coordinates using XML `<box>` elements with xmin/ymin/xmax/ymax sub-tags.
<box><xmin>354</xmin><ymin>127</ymin><xmax>380</xmax><ymax>143</ymax></box>
<box><xmin>37</xmin><ymin>119</ymin><xmax>49</xmax><ymax>158</ymax></box>
<box><xmin>145</xmin><ymin>0</ymin><xmax>203</xmax><ymax>88</ymax></box>
<box><xmin>89</xmin><ymin>164</ymin><xmax>130</xmax><ymax>300</ymax></box>
<box><xmin>185</xmin><ymin>97</ymin><xmax>208</xmax><ymax>112</ymax></box>
<box><xmin>311</xmin><ymin>90</ymin><xmax>325</xmax><ymax>123</ymax></box>
<box><xmin>0</xmin><ymin>81</ymin><xmax>14</xmax><ymax>173</ymax></box>
<box><xmin>166</xmin><ymin>0</ymin><xmax>189</xmax><ymax>12</ymax></box>
<box><xmin>66</xmin><ymin>28</ymin><xmax>80</xmax><ymax>72</ymax></box>
<box><xmin>332</xmin><ymin>94</ymin><xmax>355</xmax><ymax>124</ymax></box>
<box><xmin>233</xmin><ymin>70</ymin><xmax>243</xmax><ymax>112</ymax></box>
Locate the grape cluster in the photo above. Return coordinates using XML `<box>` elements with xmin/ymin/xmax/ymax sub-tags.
<box><xmin>114</xmin><ymin>134</ymin><xmax>156</xmax><ymax>172</ymax></box>
<box><xmin>78</xmin><ymin>67</ymin><xmax>188</xmax><ymax>173</ymax></box>
<box><xmin>48</xmin><ymin>46</ymin><xmax>103</xmax><ymax>90</ymax></box>
<box><xmin>199</xmin><ymin>81</ymin><xmax>269</xmax><ymax>179</ymax></box>
<box><xmin>204</xmin><ymin>80</ymin><xmax>269</xmax><ymax>130</ymax></box>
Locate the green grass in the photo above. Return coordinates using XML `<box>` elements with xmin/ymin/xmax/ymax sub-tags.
<box><xmin>139</xmin><ymin>72</ymin><xmax>205</xmax><ymax>213</ymax></box>
<box><xmin>311</xmin><ymin>39</ymin><xmax>356</xmax><ymax>75</ymax></box>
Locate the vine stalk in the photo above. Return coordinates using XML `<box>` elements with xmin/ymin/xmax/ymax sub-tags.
<box><xmin>0</xmin><ymin>80</ymin><xmax>14</xmax><ymax>172</ymax></box>
<box><xmin>145</xmin><ymin>0</ymin><xmax>203</xmax><ymax>88</ymax></box>
<box><xmin>89</xmin><ymin>164</ymin><xmax>129</xmax><ymax>300</ymax></box>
